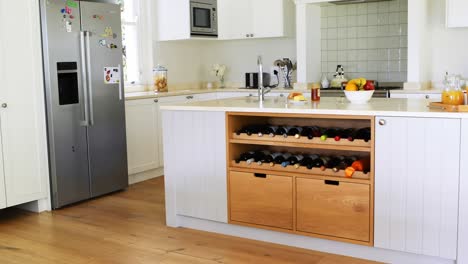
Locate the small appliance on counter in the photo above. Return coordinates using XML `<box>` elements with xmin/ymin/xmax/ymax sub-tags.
<box><xmin>330</xmin><ymin>65</ymin><xmax>348</xmax><ymax>88</ymax></box>
<box><xmin>245</xmin><ymin>72</ymin><xmax>271</xmax><ymax>89</ymax></box>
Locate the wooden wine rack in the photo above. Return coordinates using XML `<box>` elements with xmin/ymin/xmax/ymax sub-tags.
<box><xmin>226</xmin><ymin>112</ymin><xmax>375</xmax><ymax>246</ymax></box>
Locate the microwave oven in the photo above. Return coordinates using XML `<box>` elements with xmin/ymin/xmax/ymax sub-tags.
<box><xmin>190</xmin><ymin>0</ymin><xmax>218</xmax><ymax>37</ymax></box>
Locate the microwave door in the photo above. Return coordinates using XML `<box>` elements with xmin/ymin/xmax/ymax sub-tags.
<box><xmin>193</xmin><ymin>7</ymin><xmax>211</xmax><ymax>29</ymax></box>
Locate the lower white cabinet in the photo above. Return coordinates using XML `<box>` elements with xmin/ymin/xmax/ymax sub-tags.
<box><xmin>125</xmin><ymin>99</ymin><xmax>161</xmax><ymax>175</ymax></box>
<box><xmin>375</xmin><ymin>116</ymin><xmax>460</xmax><ymax>260</ymax></box>
<box><xmin>162</xmin><ymin>110</ymin><xmax>227</xmax><ymax>223</ymax></box>
<box><xmin>0</xmin><ymin>0</ymin><xmax>49</xmax><ymax>209</ymax></box>
<box><xmin>390</xmin><ymin>92</ymin><xmax>442</xmax><ymax>100</ymax></box>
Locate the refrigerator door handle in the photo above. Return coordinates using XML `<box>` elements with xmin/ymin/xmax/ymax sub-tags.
<box><xmin>118</xmin><ymin>64</ymin><xmax>123</xmax><ymax>101</ymax></box>
<box><xmin>80</xmin><ymin>31</ymin><xmax>90</xmax><ymax>127</ymax></box>
<box><xmin>85</xmin><ymin>31</ymin><xmax>95</xmax><ymax>126</ymax></box>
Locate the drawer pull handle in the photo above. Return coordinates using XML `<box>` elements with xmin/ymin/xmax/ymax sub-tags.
<box><xmin>324</xmin><ymin>180</ymin><xmax>339</xmax><ymax>186</ymax></box>
<box><xmin>254</xmin><ymin>173</ymin><xmax>267</xmax><ymax>178</ymax></box>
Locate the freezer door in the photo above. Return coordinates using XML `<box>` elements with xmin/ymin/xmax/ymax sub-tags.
<box><xmin>40</xmin><ymin>0</ymin><xmax>91</xmax><ymax>208</ymax></box>
<box><xmin>80</xmin><ymin>1</ymin><xmax>128</xmax><ymax>197</ymax></box>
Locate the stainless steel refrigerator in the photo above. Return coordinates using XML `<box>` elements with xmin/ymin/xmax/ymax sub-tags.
<box><xmin>40</xmin><ymin>0</ymin><xmax>128</xmax><ymax>209</ymax></box>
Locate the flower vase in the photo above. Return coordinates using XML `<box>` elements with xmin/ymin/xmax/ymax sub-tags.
<box><xmin>219</xmin><ymin>76</ymin><xmax>226</xmax><ymax>88</ymax></box>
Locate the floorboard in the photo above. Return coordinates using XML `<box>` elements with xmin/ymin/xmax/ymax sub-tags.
<box><xmin>0</xmin><ymin>177</ymin><xmax>380</xmax><ymax>264</ymax></box>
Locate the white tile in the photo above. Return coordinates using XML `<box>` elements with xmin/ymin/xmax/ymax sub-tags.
<box><xmin>401</xmin><ymin>24</ymin><xmax>408</xmax><ymax>35</ymax></box>
<box><xmin>389</xmin><ymin>60</ymin><xmax>400</xmax><ymax>72</ymax></box>
<box><xmin>357</xmin><ymin>61</ymin><xmax>368</xmax><ymax>73</ymax></box>
<box><xmin>338</xmin><ymin>28</ymin><xmax>347</xmax><ymax>39</ymax></box>
<box><xmin>368</xmin><ymin>13</ymin><xmax>378</xmax><ymax>25</ymax></box>
<box><xmin>348</xmin><ymin>38</ymin><xmax>358</xmax><ymax>49</ymax></box>
<box><xmin>357</xmin><ymin>3</ymin><xmax>368</xmax><ymax>15</ymax></box>
<box><xmin>347</xmin><ymin>50</ymin><xmax>358</xmax><ymax>61</ymax></box>
<box><xmin>400</xmin><ymin>0</ymin><xmax>408</xmax><ymax>11</ymax></box>
<box><xmin>367</xmin><ymin>38</ymin><xmax>378</xmax><ymax>49</ymax></box>
<box><xmin>338</xmin><ymin>39</ymin><xmax>347</xmax><ymax>50</ymax></box>
<box><xmin>328</xmin><ymin>39</ymin><xmax>338</xmax><ymax>50</ymax></box>
<box><xmin>357</xmin><ymin>39</ymin><xmax>368</xmax><ymax>50</ymax></box>
<box><xmin>357</xmin><ymin>27</ymin><xmax>368</xmax><ymax>38</ymax></box>
<box><xmin>400</xmin><ymin>36</ymin><xmax>408</xmax><ymax>48</ymax></box>
<box><xmin>322</xmin><ymin>51</ymin><xmax>328</xmax><ymax>62</ymax></box>
<box><xmin>347</xmin><ymin>16</ymin><xmax>358</xmax><ymax>27</ymax></box>
<box><xmin>321</xmin><ymin>17</ymin><xmax>328</xmax><ymax>29</ymax></box>
<box><xmin>358</xmin><ymin>15</ymin><xmax>368</xmax><ymax>26</ymax></box>
<box><xmin>368</xmin><ymin>49</ymin><xmax>380</xmax><ymax>61</ymax></box>
<box><xmin>358</xmin><ymin>50</ymin><xmax>368</xmax><ymax>61</ymax></box>
<box><xmin>367</xmin><ymin>61</ymin><xmax>380</xmax><ymax>73</ymax></box>
<box><xmin>346</xmin><ymin>62</ymin><xmax>357</xmax><ymax>73</ymax></box>
<box><xmin>347</xmin><ymin>27</ymin><xmax>358</xmax><ymax>39</ymax></box>
<box><xmin>389</xmin><ymin>48</ymin><xmax>401</xmax><ymax>60</ymax></box>
<box><xmin>377</xmin><ymin>25</ymin><xmax>389</xmax><ymax>37</ymax></box>
<box><xmin>322</xmin><ymin>62</ymin><xmax>329</xmax><ymax>73</ymax></box>
<box><xmin>388</xmin><ymin>72</ymin><xmax>403</xmax><ymax>81</ymax></box>
<box><xmin>365</xmin><ymin>73</ymin><xmax>378</xmax><ymax>80</ymax></box>
<box><xmin>321</xmin><ymin>39</ymin><xmax>328</xmax><ymax>50</ymax></box>
<box><xmin>328</xmin><ymin>17</ymin><xmax>337</xmax><ymax>28</ymax></box>
<box><xmin>388</xmin><ymin>24</ymin><xmax>401</xmax><ymax>36</ymax></box>
<box><xmin>401</xmin><ymin>61</ymin><xmax>408</xmax><ymax>71</ymax></box>
<box><xmin>368</xmin><ymin>25</ymin><xmax>378</xmax><ymax>37</ymax></box>
<box><xmin>368</xmin><ymin>2</ymin><xmax>378</xmax><ymax>13</ymax></box>
<box><xmin>378</xmin><ymin>49</ymin><xmax>389</xmax><ymax>60</ymax></box>
<box><xmin>328</xmin><ymin>62</ymin><xmax>338</xmax><ymax>72</ymax></box>
<box><xmin>347</xmin><ymin>4</ymin><xmax>357</xmax><ymax>16</ymax></box>
<box><xmin>322</xmin><ymin>29</ymin><xmax>328</xmax><ymax>40</ymax></box>
<box><xmin>337</xmin><ymin>16</ymin><xmax>348</xmax><ymax>27</ymax></box>
<box><xmin>388</xmin><ymin>12</ymin><xmax>400</xmax><ymax>25</ymax></box>
<box><xmin>400</xmin><ymin>12</ymin><xmax>408</xmax><ymax>23</ymax></box>
<box><xmin>378</xmin><ymin>61</ymin><xmax>389</xmax><ymax>72</ymax></box>
<box><xmin>378</xmin><ymin>72</ymin><xmax>389</xmax><ymax>81</ymax></box>
<box><xmin>338</xmin><ymin>50</ymin><xmax>348</xmax><ymax>61</ymax></box>
<box><xmin>321</xmin><ymin>6</ymin><xmax>328</xmax><ymax>17</ymax></box>
<box><xmin>327</xmin><ymin>6</ymin><xmax>337</xmax><ymax>17</ymax></box>
<box><xmin>328</xmin><ymin>51</ymin><xmax>338</xmax><ymax>61</ymax></box>
<box><xmin>389</xmin><ymin>0</ymin><xmax>400</xmax><ymax>12</ymax></box>
<box><xmin>401</xmin><ymin>48</ymin><xmax>408</xmax><ymax>59</ymax></box>
<box><xmin>337</xmin><ymin>6</ymin><xmax>347</xmax><ymax>16</ymax></box>
<box><xmin>378</xmin><ymin>13</ymin><xmax>389</xmax><ymax>25</ymax></box>
<box><xmin>378</xmin><ymin>1</ymin><xmax>390</xmax><ymax>13</ymax></box>
<box><xmin>388</xmin><ymin>36</ymin><xmax>400</xmax><ymax>48</ymax></box>
<box><xmin>328</xmin><ymin>28</ymin><xmax>338</xmax><ymax>39</ymax></box>
<box><xmin>377</xmin><ymin>37</ymin><xmax>388</xmax><ymax>48</ymax></box>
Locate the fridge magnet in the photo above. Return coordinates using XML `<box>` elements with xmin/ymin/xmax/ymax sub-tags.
<box><xmin>106</xmin><ymin>43</ymin><xmax>118</xmax><ymax>49</ymax></box>
<box><xmin>66</xmin><ymin>0</ymin><xmax>78</xmax><ymax>8</ymax></box>
<box><xmin>104</xmin><ymin>67</ymin><xmax>120</xmax><ymax>84</ymax></box>
<box><xmin>65</xmin><ymin>20</ymin><xmax>72</xmax><ymax>33</ymax></box>
<box><xmin>99</xmin><ymin>39</ymin><xmax>107</xmax><ymax>46</ymax></box>
<box><xmin>93</xmin><ymin>14</ymin><xmax>104</xmax><ymax>20</ymax></box>
<box><xmin>101</xmin><ymin>27</ymin><xmax>113</xmax><ymax>38</ymax></box>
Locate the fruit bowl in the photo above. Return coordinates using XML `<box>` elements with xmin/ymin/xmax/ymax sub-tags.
<box><xmin>344</xmin><ymin>90</ymin><xmax>374</xmax><ymax>104</ymax></box>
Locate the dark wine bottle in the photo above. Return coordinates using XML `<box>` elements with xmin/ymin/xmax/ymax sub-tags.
<box><xmin>311</xmin><ymin>126</ymin><xmax>323</xmax><ymax>138</ymax></box>
<box><xmin>282</xmin><ymin>154</ymin><xmax>304</xmax><ymax>168</ymax></box>
<box><xmin>275</xmin><ymin>126</ymin><xmax>288</xmax><ymax>137</ymax></box>
<box><xmin>318</xmin><ymin>156</ymin><xmax>332</xmax><ymax>171</ymax></box>
<box><xmin>355</xmin><ymin>127</ymin><xmax>371</xmax><ymax>142</ymax></box>
<box><xmin>255</xmin><ymin>150</ymin><xmax>271</xmax><ymax>165</ymax></box>
<box><xmin>261</xmin><ymin>125</ymin><xmax>279</xmax><ymax>138</ymax></box>
<box><xmin>287</xmin><ymin>126</ymin><xmax>303</xmax><ymax>139</ymax></box>
<box><xmin>268</xmin><ymin>152</ymin><xmax>284</xmax><ymax>167</ymax></box>
<box><xmin>300</xmin><ymin>127</ymin><xmax>313</xmax><ymax>139</ymax></box>
<box><xmin>338</xmin><ymin>128</ymin><xmax>355</xmax><ymax>141</ymax></box>
<box><xmin>235</xmin><ymin>151</ymin><xmax>256</xmax><ymax>163</ymax></box>
<box><xmin>320</xmin><ymin>128</ymin><xmax>338</xmax><ymax>141</ymax></box>
<box><xmin>332</xmin><ymin>156</ymin><xmax>358</xmax><ymax>172</ymax></box>
<box><xmin>276</xmin><ymin>153</ymin><xmax>292</xmax><ymax>167</ymax></box>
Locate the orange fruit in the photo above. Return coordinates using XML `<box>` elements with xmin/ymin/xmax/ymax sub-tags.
<box><xmin>345</xmin><ymin>82</ymin><xmax>358</xmax><ymax>91</ymax></box>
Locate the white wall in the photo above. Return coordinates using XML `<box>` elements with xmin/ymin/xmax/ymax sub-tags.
<box><xmin>152</xmin><ymin>38</ymin><xmax>296</xmax><ymax>88</ymax></box>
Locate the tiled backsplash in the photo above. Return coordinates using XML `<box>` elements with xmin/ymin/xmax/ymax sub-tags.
<box><xmin>320</xmin><ymin>0</ymin><xmax>408</xmax><ymax>83</ymax></box>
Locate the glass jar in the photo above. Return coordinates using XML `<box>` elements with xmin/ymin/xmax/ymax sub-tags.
<box><xmin>442</xmin><ymin>75</ymin><xmax>464</xmax><ymax>105</ymax></box>
<box><xmin>153</xmin><ymin>65</ymin><xmax>168</xmax><ymax>92</ymax></box>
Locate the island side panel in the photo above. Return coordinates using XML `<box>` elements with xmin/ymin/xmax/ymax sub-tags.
<box><xmin>162</xmin><ymin>110</ymin><xmax>228</xmax><ymax>226</ymax></box>
<box><xmin>374</xmin><ymin>116</ymin><xmax>460</xmax><ymax>260</ymax></box>
<box><xmin>458</xmin><ymin>119</ymin><xmax>468</xmax><ymax>264</ymax></box>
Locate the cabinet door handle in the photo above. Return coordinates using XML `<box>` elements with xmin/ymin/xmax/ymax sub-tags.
<box><xmin>186</xmin><ymin>95</ymin><xmax>194</xmax><ymax>100</ymax></box>
<box><xmin>1</xmin><ymin>103</ymin><xmax>7</xmax><ymax>108</ymax></box>
<box><xmin>379</xmin><ymin>119</ymin><xmax>386</xmax><ymax>126</ymax></box>
<box><xmin>425</xmin><ymin>95</ymin><xmax>430</xmax><ymax>99</ymax></box>
<box><xmin>154</xmin><ymin>99</ymin><xmax>159</xmax><ymax>103</ymax></box>
<box><xmin>250</xmin><ymin>34</ymin><xmax>254</xmax><ymax>37</ymax></box>
<box><xmin>245</xmin><ymin>34</ymin><xmax>249</xmax><ymax>38</ymax></box>
<box><xmin>279</xmin><ymin>94</ymin><xmax>285</xmax><ymax>97</ymax></box>
<box><xmin>254</xmin><ymin>173</ymin><xmax>267</xmax><ymax>178</ymax></box>
<box><xmin>324</xmin><ymin>180</ymin><xmax>339</xmax><ymax>186</ymax></box>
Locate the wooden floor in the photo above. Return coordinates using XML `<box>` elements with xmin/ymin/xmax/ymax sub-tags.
<box><xmin>0</xmin><ymin>177</ymin><xmax>380</xmax><ymax>264</ymax></box>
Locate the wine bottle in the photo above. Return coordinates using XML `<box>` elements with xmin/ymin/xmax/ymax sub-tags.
<box><xmin>287</xmin><ymin>126</ymin><xmax>304</xmax><ymax>139</ymax></box>
<box><xmin>345</xmin><ymin>158</ymin><xmax>371</xmax><ymax>178</ymax></box>
<box><xmin>338</xmin><ymin>128</ymin><xmax>355</xmax><ymax>141</ymax></box>
<box><xmin>320</xmin><ymin>128</ymin><xmax>338</xmax><ymax>141</ymax></box>
<box><xmin>311</xmin><ymin>126</ymin><xmax>323</xmax><ymax>138</ymax></box>
<box><xmin>282</xmin><ymin>154</ymin><xmax>304</xmax><ymax>168</ymax></box>
<box><xmin>277</xmin><ymin>153</ymin><xmax>292</xmax><ymax>167</ymax></box>
<box><xmin>261</xmin><ymin>125</ymin><xmax>279</xmax><ymax>138</ymax></box>
<box><xmin>275</xmin><ymin>126</ymin><xmax>288</xmax><ymax>137</ymax></box>
<box><xmin>267</xmin><ymin>152</ymin><xmax>287</xmax><ymax>167</ymax></box>
<box><xmin>332</xmin><ymin>156</ymin><xmax>358</xmax><ymax>172</ymax></box>
<box><xmin>318</xmin><ymin>156</ymin><xmax>332</xmax><ymax>171</ymax></box>
<box><xmin>235</xmin><ymin>151</ymin><xmax>255</xmax><ymax>163</ymax></box>
<box><xmin>255</xmin><ymin>150</ymin><xmax>271</xmax><ymax>165</ymax></box>
<box><xmin>355</xmin><ymin>127</ymin><xmax>371</xmax><ymax>142</ymax></box>
<box><xmin>300</xmin><ymin>127</ymin><xmax>313</xmax><ymax>139</ymax></box>
<box><xmin>330</xmin><ymin>156</ymin><xmax>345</xmax><ymax>172</ymax></box>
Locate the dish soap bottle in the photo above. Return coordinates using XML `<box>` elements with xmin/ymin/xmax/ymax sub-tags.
<box><xmin>330</xmin><ymin>65</ymin><xmax>348</xmax><ymax>88</ymax></box>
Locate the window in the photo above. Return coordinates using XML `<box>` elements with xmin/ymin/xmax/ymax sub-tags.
<box><xmin>121</xmin><ymin>0</ymin><xmax>141</xmax><ymax>85</ymax></box>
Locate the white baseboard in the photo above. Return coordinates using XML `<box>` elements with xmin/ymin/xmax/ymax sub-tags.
<box><xmin>129</xmin><ymin>167</ymin><xmax>164</xmax><ymax>185</ymax></box>
<box><xmin>16</xmin><ymin>198</ymin><xmax>51</xmax><ymax>213</ymax></box>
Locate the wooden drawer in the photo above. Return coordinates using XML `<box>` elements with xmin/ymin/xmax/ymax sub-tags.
<box><xmin>229</xmin><ymin>171</ymin><xmax>293</xmax><ymax>230</ymax></box>
<box><xmin>296</xmin><ymin>178</ymin><xmax>370</xmax><ymax>242</ymax></box>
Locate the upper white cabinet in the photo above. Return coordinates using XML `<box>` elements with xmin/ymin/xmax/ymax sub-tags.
<box><xmin>447</xmin><ymin>0</ymin><xmax>468</xmax><ymax>28</ymax></box>
<box><xmin>0</xmin><ymin>0</ymin><xmax>49</xmax><ymax>208</ymax></box>
<box><xmin>219</xmin><ymin>0</ymin><xmax>295</xmax><ymax>40</ymax></box>
<box><xmin>374</xmin><ymin>116</ymin><xmax>460</xmax><ymax>260</ymax></box>
<box><xmin>156</xmin><ymin>0</ymin><xmax>191</xmax><ymax>41</ymax></box>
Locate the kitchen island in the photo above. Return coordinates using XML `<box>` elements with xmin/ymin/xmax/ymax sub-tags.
<box><xmin>160</xmin><ymin>97</ymin><xmax>468</xmax><ymax>264</ymax></box>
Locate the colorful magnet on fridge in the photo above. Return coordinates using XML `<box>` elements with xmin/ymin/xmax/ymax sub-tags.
<box><xmin>65</xmin><ymin>6</ymin><xmax>72</xmax><ymax>15</ymax></box>
<box><xmin>93</xmin><ymin>15</ymin><xmax>104</xmax><ymax>20</ymax></box>
<box><xmin>99</xmin><ymin>39</ymin><xmax>107</xmax><ymax>46</ymax></box>
<box><xmin>66</xmin><ymin>0</ymin><xmax>78</xmax><ymax>8</ymax></box>
<box><xmin>70</xmin><ymin>15</ymin><xmax>75</xmax><ymax>19</ymax></box>
<box><xmin>61</xmin><ymin>8</ymin><xmax>66</xmax><ymax>14</ymax></box>
<box><xmin>101</xmin><ymin>27</ymin><xmax>113</xmax><ymax>38</ymax></box>
<box><xmin>65</xmin><ymin>21</ymin><xmax>72</xmax><ymax>33</ymax></box>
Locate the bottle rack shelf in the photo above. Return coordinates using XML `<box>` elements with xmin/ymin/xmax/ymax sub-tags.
<box><xmin>230</xmin><ymin>160</ymin><xmax>371</xmax><ymax>180</ymax></box>
<box><xmin>231</xmin><ymin>133</ymin><xmax>371</xmax><ymax>151</ymax></box>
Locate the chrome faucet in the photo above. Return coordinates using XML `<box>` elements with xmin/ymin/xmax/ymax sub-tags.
<box><xmin>257</xmin><ymin>55</ymin><xmax>271</xmax><ymax>101</ymax></box>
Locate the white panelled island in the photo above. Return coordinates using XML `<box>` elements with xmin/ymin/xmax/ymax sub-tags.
<box><xmin>160</xmin><ymin>96</ymin><xmax>468</xmax><ymax>264</ymax></box>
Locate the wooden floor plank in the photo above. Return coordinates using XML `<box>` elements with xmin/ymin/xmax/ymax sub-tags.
<box><xmin>0</xmin><ymin>177</ymin><xmax>380</xmax><ymax>264</ymax></box>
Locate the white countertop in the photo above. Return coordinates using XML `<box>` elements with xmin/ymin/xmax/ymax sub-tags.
<box><xmin>160</xmin><ymin>97</ymin><xmax>468</xmax><ymax>118</ymax></box>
